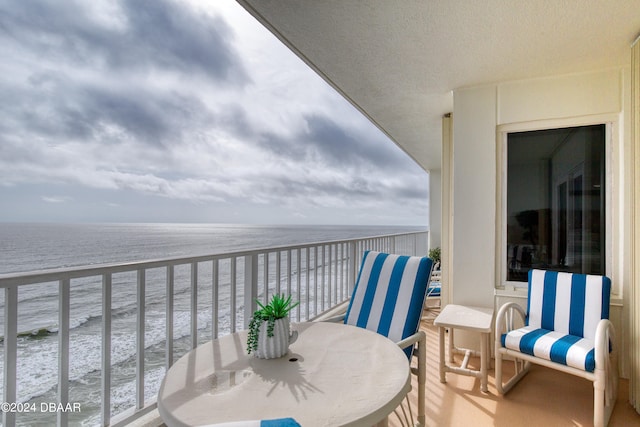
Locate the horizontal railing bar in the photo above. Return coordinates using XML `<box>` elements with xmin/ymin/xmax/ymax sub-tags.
<box><xmin>0</xmin><ymin>231</ymin><xmax>427</xmax><ymax>287</ymax></box>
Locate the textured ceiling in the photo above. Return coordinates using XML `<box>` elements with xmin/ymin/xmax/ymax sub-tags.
<box><xmin>236</xmin><ymin>0</ymin><xmax>640</xmax><ymax>172</ymax></box>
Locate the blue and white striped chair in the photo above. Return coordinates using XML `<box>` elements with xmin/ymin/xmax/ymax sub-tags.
<box><xmin>425</xmin><ymin>268</ymin><xmax>442</xmax><ymax>309</ymax></box>
<box><xmin>495</xmin><ymin>269</ymin><xmax>617</xmax><ymax>427</ymax></box>
<box><xmin>343</xmin><ymin>250</ymin><xmax>434</xmax><ymax>427</ymax></box>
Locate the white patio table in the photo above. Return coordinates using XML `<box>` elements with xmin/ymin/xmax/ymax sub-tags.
<box><xmin>157</xmin><ymin>321</ymin><xmax>411</xmax><ymax>427</ymax></box>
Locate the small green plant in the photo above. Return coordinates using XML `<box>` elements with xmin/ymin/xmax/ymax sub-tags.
<box><xmin>247</xmin><ymin>294</ymin><xmax>299</xmax><ymax>355</ymax></box>
<box><xmin>428</xmin><ymin>247</ymin><xmax>441</xmax><ymax>264</ymax></box>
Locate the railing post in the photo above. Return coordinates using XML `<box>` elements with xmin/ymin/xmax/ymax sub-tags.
<box><xmin>166</xmin><ymin>265</ymin><xmax>174</xmax><ymax>368</ymax></box>
<box><xmin>231</xmin><ymin>257</ymin><xmax>237</xmax><ymax>332</ymax></box>
<box><xmin>306</xmin><ymin>249</ymin><xmax>311</xmax><ymax>320</ymax></box>
<box><xmin>243</xmin><ymin>254</ymin><xmax>258</xmax><ymax>330</ymax></box>
<box><xmin>3</xmin><ymin>286</ymin><xmax>17</xmax><ymax>427</ymax></box>
<box><xmin>136</xmin><ymin>269</ymin><xmax>145</xmax><ymax>410</ymax></box>
<box><xmin>101</xmin><ymin>273</ymin><xmax>112</xmax><ymax>427</ymax></box>
<box><xmin>276</xmin><ymin>251</ymin><xmax>282</xmax><ymax>295</ymax></box>
<box><xmin>212</xmin><ymin>259</ymin><xmax>219</xmax><ymax>339</ymax></box>
<box><xmin>190</xmin><ymin>262</ymin><xmax>198</xmax><ymax>349</ymax></box>
<box><xmin>349</xmin><ymin>241</ymin><xmax>357</xmax><ymax>295</ymax></box>
<box><xmin>263</xmin><ymin>253</ymin><xmax>269</xmax><ymax>303</ymax></box>
<box><xmin>58</xmin><ymin>278</ymin><xmax>70</xmax><ymax>427</ymax></box>
<box><xmin>295</xmin><ymin>248</ymin><xmax>301</xmax><ymax>321</ymax></box>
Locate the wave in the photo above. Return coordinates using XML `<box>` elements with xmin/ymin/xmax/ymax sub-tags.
<box><xmin>0</xmin><ymin>308</ymin><xmax>226</xmax><ymax>405</ymax></box>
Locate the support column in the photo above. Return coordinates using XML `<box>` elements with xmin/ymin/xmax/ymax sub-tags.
<box><xmin>429</xmin><ymin>170</ymin><xmax>442</xmax><ymax>251</ymax></box>
<box><xmin>441</xmin><ymin>113</ymin><xmax>453</xmax><ymax>307</ymax></box>
<box><xmin>630</xmin><ymin>33</ymin><xmax>640</xmax><ymax>415</ymax></box>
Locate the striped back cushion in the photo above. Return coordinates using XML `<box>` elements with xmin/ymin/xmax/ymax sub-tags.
<box><xmin>526</xmin><ymin>269</ymin><xmax>611</xmax><ymax>340</ymax></box>
<box><xmin>344</xmin><ymin>251</ymin><xmax>433</xmax><ymax>357</ymax></box>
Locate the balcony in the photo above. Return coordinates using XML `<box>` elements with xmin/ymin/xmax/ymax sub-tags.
<box><xmin>0</xmin><ymin>231</ymin><xmax>427</xmax><ymax>426</ymax></box>
<box><xmin>131</xmin><ymin>312</ymin><xmax>638</xmax><ymax>427</ymax></box>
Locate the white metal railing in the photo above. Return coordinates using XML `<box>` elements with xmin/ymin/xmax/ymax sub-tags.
<box><xmin>0</xmin><ymin>231</ymin><xmax>427</xmax><ymax>426</ymax></box>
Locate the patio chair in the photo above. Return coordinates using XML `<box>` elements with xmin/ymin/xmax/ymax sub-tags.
<box><xmin>495</xmin><ymin>269</ymin><xmax>617</xmax><ymax>427</ymax></box>
<box><xmin>425</xmin><ymin>267</ymin><xmax>442</xmax><ymax>309</ymax></box>
<box><xmin>331</xmin><ymin>250</ymin><xmax>433</xmax><ymax>427</ymax></box>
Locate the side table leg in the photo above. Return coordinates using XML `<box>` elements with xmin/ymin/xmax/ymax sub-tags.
<box><xmin>448</xmin><ymin>327</ymin><xmax>454</xmax><ymax>364</ymax></box>
<box><xmin>480</xmin><ymin>332</ymin><xmax>488</xmax><ymax>393</ymax></box>
<box><xmin>439</xmin><ymin>326</ymin><xmax>446</xmax><ymax>383</ymax></box>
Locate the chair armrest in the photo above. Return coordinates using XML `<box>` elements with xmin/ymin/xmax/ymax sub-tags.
<box><xmin>321</xmin><ymin>314</ymin><xmax>345</xmax><ymax>323</ymax></box>
<box><xmin>397</xmin><ymin>330</ymin><xmax>426</xmax><ymax>351</ymax></box>
<box><xmin>595</xmin><ymin>318</ymin><xmax>617</xmax><ymax>406</ymax></box>
<box><xmin>594</xmin><ymin>318</ymin><xmax>615</xmax><ymax>367</ymax></box>
<box><xmin>495</xmin><ymin>302</ymin><xmax>526</xmax><ymax>346</ymax></box>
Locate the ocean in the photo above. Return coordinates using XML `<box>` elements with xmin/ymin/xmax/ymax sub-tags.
<box><xmin>0</xmin><ymin>222</ymin><xmax>425</xmax><ymax>426</ymax></box>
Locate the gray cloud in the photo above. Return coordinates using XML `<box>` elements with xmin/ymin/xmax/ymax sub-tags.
<box><xmin>303</xmin><ymin>114</ymin><xmax>409</xmax><ymax>170</ymax></box>
<box><xmin>0</xmin><ymin>0</ymin><xmax>428</xmax><ymax>225</ymax></box>
<box><xmin>252</xmin><ymin>113</ymin><xmax>413</xmax><ymax>176</ymax></box>
<box><xmin>1</xmin><ymin>74</ymin><xmax>212</xmax><ymax>149</ymax></box>
<box><xmin>0</xmin><ymin>0</ymin><xmax>249</xmax><ymax>84</ymax></box>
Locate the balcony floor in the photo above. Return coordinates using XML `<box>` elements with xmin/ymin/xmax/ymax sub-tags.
<box><xmin>133</xmin><ymin>309</ymin><xmax>639</xmax><ymax>427</ymax></box>
<box><xmin>394</xmin><ymin>309</ymin><xmax>638</xmax><ymax>427</ymax></box>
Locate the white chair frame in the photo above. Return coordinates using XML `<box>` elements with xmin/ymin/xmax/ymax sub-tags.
<box><xmin>495</xmin><ymin>302</ymin><xmax>618</xmax><ymax>427</ymax></box>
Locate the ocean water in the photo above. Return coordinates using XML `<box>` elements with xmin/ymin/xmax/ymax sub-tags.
<box><xmin>0</xmin><ymin>223</ymin><xmax>424</xmax><ymax>426</ymax></box>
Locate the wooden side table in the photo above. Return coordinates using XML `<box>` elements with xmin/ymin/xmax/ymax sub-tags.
<box><xmin>434</xmin><ymin>304</ymin><xmax>495</xmax><ymax>393</ymax></box>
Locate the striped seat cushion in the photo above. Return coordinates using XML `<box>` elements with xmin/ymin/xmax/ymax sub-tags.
<box><xmin>344</xmin><ymin>251</ymin><xmax>433</xmax><ymax>358</ymax></box>
<box><xmin>501</xmin><ymin>269</ymin><xmax>611</xmax><ymax>372</ymax></box>
<box><xmin>502</xmin><ymin>326</ymin><xmax>597</xmax><ymax>371</ymax></box>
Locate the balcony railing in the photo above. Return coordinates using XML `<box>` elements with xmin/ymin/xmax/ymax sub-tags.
<box><xmin>0</xmin><ymin>231</ymin><xmax>427</xmax><ymax>426</ymax></box>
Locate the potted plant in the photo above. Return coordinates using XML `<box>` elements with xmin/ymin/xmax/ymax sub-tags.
<box><xmin>247</xmin><ymin>294</ymin><xmax>299</xmax><ymax>359</ymax></box>
<box><xmin>428</xmin><ymin>247</ymin><xmax>441</xmax><ymax>269</ymax></box>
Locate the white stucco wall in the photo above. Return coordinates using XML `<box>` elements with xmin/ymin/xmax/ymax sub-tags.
<box><xmin>451</xmin><ymin>85</ymin><xmax>497</xmax><ymax>307</ymax></box>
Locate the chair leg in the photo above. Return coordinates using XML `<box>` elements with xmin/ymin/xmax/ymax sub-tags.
<box><xmin>593</xmin><ymin>355</ymin><xmax>618</xmax><ymax>427</ymax></box>
<box><xmin>495</xmin><ymin>350</ymin><xmax>530</xmax><ymax>395</ymax></box>
<box><xmin>417</xmin><ymin>330</ymin><xmax>426</xmax><ymax>427</ymax></box>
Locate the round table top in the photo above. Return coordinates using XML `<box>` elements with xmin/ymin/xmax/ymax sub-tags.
<box><xmin>158</xmin><ymin>321</ymin><xmax>411</xmax><ymax>427</ymax></box>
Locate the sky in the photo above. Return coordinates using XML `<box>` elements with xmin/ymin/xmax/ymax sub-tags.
<box><xmin>0</xmin><ymin>0</ymin><xmax>429</xmax><ymax>226</ymax></box>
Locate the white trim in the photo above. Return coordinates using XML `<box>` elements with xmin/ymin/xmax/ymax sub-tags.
<box><xmin>496</xmin><ymin>113</ymin><xmax>619</xmax><ymax>291</ymax></box>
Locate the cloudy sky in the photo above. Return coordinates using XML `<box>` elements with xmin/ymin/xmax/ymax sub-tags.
<box><xmin>0</xmin><ymin>0</ymin><xmax>429</xmax><ymax>225</ymax></box>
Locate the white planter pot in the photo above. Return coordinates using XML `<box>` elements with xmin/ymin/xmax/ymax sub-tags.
<box><xmin>255</xmin><ymin>317</ymin><xmax>297</xmax><ymax>359</ymax></box>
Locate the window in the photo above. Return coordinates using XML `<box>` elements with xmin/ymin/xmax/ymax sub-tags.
<box><xmin>505</xmin><ymin>124</ymin><xmax>606</xmax><ymax>282</ymax></box>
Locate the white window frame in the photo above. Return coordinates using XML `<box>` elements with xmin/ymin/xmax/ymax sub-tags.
<box><xmin>496</xmin><ymin>115</ymin><xmax>616</xmax><ymax>291</ymax></box>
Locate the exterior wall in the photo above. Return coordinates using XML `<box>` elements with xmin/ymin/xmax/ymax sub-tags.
<box><xmin>450</xmin><ymin>69</ymin><xmax>630</xmax><ymax>372</ymax></box>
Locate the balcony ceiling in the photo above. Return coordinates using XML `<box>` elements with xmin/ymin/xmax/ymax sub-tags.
<box><xmin>236</xmin><ymin>0</ymin><xmax>640</xmax><ymax>172</ymax></box>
